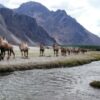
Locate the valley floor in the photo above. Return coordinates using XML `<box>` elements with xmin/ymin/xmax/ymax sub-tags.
<box><xmin>0</xmin><ymin>46</ymin><xmax>100</xmax><ymax>72</ymax></box>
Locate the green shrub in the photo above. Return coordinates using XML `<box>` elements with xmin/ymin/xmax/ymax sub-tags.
<box><xmin>90</xmin><ymin>81</ymin><xmax>100</xmax><ymax>88</ymax></box>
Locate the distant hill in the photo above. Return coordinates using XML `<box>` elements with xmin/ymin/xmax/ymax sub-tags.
<box><xmin>15</xmin><ymin>1</ymin><xmax>100</xmax><ymax>45</ymax></box>
<box><xmin>0</xmin><ymin>8</ymin><xmax>56</xmax><ymax>45</ymax></box>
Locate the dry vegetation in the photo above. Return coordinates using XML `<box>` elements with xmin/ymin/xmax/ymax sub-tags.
<box><xmin>0</xmin><ymin>46</ymin><xmax>100</xmax><ymax>72</ymax></box>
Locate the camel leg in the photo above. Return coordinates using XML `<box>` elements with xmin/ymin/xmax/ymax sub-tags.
<box><xmin>3</xmin><ymin>51</ymin><xmax>6</xmax><ymax>59</ymax></box>
<box><xmin>56</xmin><ymin>51</ymin><xmax>58</xmax><ymax>56</ymax></box>
<box><xmin>0</xmin><ymin>52</ymin><xmax>3</xmax><ymax>60</ymax></box>
<box><xmin>10</xmin><ymin>49</ymin><xmax>15</xmax><ymax>59</ymax></box>
<box><xmin>7</xmin><ymin>50</ymin><xmax>10</xmax><ymax>60</ymax></box>
<box><xmin>56</xmin><ymin>51</ymin><xmax>57</xmax><ymax>56</ymax></box>
<box><xmin>27</xmin><ymin>50</ymin><xmax>28</xmax><ymax>58</ymax></box>
<box><xmin>1</xmin><ymin>48</ymin><xmax>5</xmax><ymax>60</ymax></box>
<box><xmin>42</xmin><ymin>49</ymin><xmax>45</xmax><ymax>56</ymax></box>
<box><xmin>0</xmin><ymin>53</ymin><xmax>1</xmax><ymax>61</ymax></box>
<box><xmin>25</xmin><ymin>50</ymin><xmax>28</xmax><ymax>58</ymax></box>
<box><xmin>24</xmin><ymin>51</ymin><xmax>25</xmax><ymax>58</ymax></box>
<box><xmin>41</xmin><ymin>51</ymin><xmax>43</xmax><ymax>56</ymax></box>
<box><xmin>42</xmin><ymin>50</ymin><xmax>43</xmax><ymax>56</ymax></box>
<box><xmin>54</xmin><ymin>50</ymin><xmax>56</xmax><ymax>56</ymax></box>
<box><xmin>40</xmin><ymin>50</ymin><xmax>43</xmax><ymax>56</ymax></box>
<box><xmin>24</xmin><ymin>51</ymin><xmax>26</xmax><ymax>57</ymax></box>
<box><xmin>40</xmin><ymin>50</ymin><xmax>41</xmax><ymax>56</ymax></box>
<box><xmin>21</xmin><ymin>51</ymin><xmax>23</xmax><ymax>58</ymax></box>
<box><xmin>42</xmin><ymin>51</ymin><xmax>44</xmax><ymax>56</ymax></box>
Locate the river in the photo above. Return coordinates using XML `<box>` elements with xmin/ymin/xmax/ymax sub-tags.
<box><xmin>0</xmin><ymin>61</ymin><xmax>100</xmax><ymax>100</ymax></box>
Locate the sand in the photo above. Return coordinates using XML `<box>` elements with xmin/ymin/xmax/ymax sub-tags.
<box><xmin>0</xmin><ymin>46</ymin><xmax>100</xmax><ymax>72</ymax></box>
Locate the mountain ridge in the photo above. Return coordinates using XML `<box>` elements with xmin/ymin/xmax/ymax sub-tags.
<box><xmin>15</xmin><ymin>1</ymin><xmax>100</xmax><ymax>45</ymax></box>
<box><xmin>0</xmin><ymin>8</ymin><xmax>56</xmax><ymax>45</ymax></box>
<box><xmin>0</xmin><ymin>2</ymin><xmax>100</xmax><ymax>45</ymax></box>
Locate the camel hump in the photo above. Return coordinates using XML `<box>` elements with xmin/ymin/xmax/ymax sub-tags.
<box><xmin>24</xmin><ymin>43</ymin><xmax>28</xmax><ymax>48</ymax></box>
<box><xmin>8</xmin><ymin>43</ymin><xmax>13</xmax><ymax>48</ymax></box>
<box><xmin>2</xmin><ymin>41</ymin><xmax>8</xmax><ymax>46</ymax></box>
<box><xmin>3</xmin><ymin>39</ymin><xmax>8</xmax><ymax>43</ymax></box>
<box><xmin>1</xmin><ymin>38</ymin><xmax>8</xmax><ymax>46</ymax></box>
<box><xmin>20</xmin><ymin>42</ymin><xmax>28</xmax><ymax>50</ymax></box>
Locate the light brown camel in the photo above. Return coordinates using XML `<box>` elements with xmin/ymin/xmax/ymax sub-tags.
<box><xmin>19</xmin><ymin>42</ymin><xmax>29</xmax><ymax>58</ymax></box>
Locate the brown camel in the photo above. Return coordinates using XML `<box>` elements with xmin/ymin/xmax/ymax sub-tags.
<box><xmin>40</xmin><ymin>44</ymin><xmax>45</xmax><ymax>56</ymax></box>
<box><xmin>53</xmin><ymin>44</ymin><xmax>59</xmax><ymax>56</ymax></box>
<box><xmin>0</xmin><ymin>37</ymin><xmax>15</xmax><ymax>60</ymax></box>
<box><xmin>61</xmin><ymin>47</ymin><xmax>67</xmax><ymax>56</ymax></box>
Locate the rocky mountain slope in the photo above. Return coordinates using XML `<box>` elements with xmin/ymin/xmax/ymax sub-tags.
<box><xmin>0</xmin><ymin>8</ymin><xmax>56</xmax><ymax>45</ymax></box>
<box><xmin>15</xmin><ymin>1</ymin><xmax>100</xmax><ymax>45</ymax></box>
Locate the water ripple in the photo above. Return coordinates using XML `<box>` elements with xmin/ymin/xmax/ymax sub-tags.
<box><xmin>0</xmin><ymin>61</ymin><xmax>100</xmax><ymax>100</ymax></box>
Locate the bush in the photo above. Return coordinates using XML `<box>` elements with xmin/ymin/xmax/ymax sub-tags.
<box><xmin>90</xmin><ymin>81</ymin><xmax>100</xmax><ymax>88</ymax></box>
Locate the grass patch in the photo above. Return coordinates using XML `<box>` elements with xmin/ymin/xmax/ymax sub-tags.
<box><xmin>90</xmin><ymin>81</ymin><xmax>100</xmax><ymax>88</ymax></box>
<box><xmin>0</xmin><ymin>48</ymin><xmax>100</xmax><ymax>72</ymax></box>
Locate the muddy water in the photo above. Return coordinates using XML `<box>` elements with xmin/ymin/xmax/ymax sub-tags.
<box><xmin>0</xmin><ymin>61</ymin><xmax>100</xmax><ymax>100</ymax></box>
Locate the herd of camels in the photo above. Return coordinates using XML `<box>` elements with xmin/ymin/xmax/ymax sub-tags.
<box><xmin>0</xmin><ymin>36</ymin><xmax>88</xmax><ymax>60</ymax></box>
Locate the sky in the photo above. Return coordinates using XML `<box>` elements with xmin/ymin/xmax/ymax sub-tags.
<box><xmin>0</xmin><ymin>0</ymin><xmax>100</xmax><ymax>37</ymax></box>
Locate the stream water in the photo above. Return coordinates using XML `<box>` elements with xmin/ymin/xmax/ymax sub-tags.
<box><xmin>0</xmin><ymin>61</ymin><xmax>100</xmax><ymax>100</ymax></box>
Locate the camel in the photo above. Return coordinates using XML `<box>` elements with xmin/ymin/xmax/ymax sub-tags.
<box><xmin>61</xmin><ymin>47</ymin><xmax>67</xmax><ymax>56</ymax></box>
<box><xmin>0</xmin><ymin>37</ymin><xmax>15</xmax><ymax>60</ymax></box>
<box><xmin>40</xmin><ymin>44</ymin><xmax>45</xmax><ymax>56</ymax></box>
<box><xmin>19</xmin><ymin>42</ymin><xmax>29</xmax><ymax>58</ymax></box>
<box><xmin>53</xmin><ymin>44</ymin><xmax>59</xmax><ymax>56</ymax></box>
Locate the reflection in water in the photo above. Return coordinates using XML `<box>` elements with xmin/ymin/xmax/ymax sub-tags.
<box><xmin>0</xmin><ymin>72</ymin><xmax>13</xmax><ymax>77</ymax></box>
<box><xmin>0</xmin><ymin>61</ymin><xmax>100</xmax><ymax>100</ymax></box>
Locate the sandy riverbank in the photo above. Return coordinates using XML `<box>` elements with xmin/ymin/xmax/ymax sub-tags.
<box><xmin>0</xmin><ymin>47</ymin><xmax>100</xmax><ymax>72</ymax></box>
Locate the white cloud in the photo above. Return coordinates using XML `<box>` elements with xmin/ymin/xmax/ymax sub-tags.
<box><xmin>88</xmin><ymin>0</ymin><xmax>100</xmax><ymax>8</ymax></box>
<box><xmin>0</xmin><ymin>0</ymin><xmax>100</xmax><ymax>36</ymax></box>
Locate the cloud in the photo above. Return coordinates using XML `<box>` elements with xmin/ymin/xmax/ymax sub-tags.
<box><xmin>0</xmin><ymin>0</ymin><xmax>8</xmax><ymax>4</ymax></box>
<box><xmin>88</xmin><ymin>0</ymin><xmax>100</xmax><ymax>8</ymax></box>
<box><xmin>0</xmin><ymin>0</ymin><xmax>29</xmax><ymax>8</ymax></box>
<box><xmin>58</xmin><ymin>0</ymin><xmax>100</xmax><ymax>36</ymax></box>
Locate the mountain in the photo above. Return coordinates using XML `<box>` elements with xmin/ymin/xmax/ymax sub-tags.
<box><xmin>0</xmin><ymin>4</ymin><xmax>4</xmax><ymax>8</ymax></box>
<box><xmin>0</xmin><ymin>8</ymin><xmax>56</xmax><ymax>45</ymax></box>
<box><xmin>15</xmin><ymin>1</ymin><xmax>100</xmax><ymax>45</ymax></box>
<box><xmin>0</xmin><ymin>14</ymin><xmax>20</xmax><ymax>44</ymax></box>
